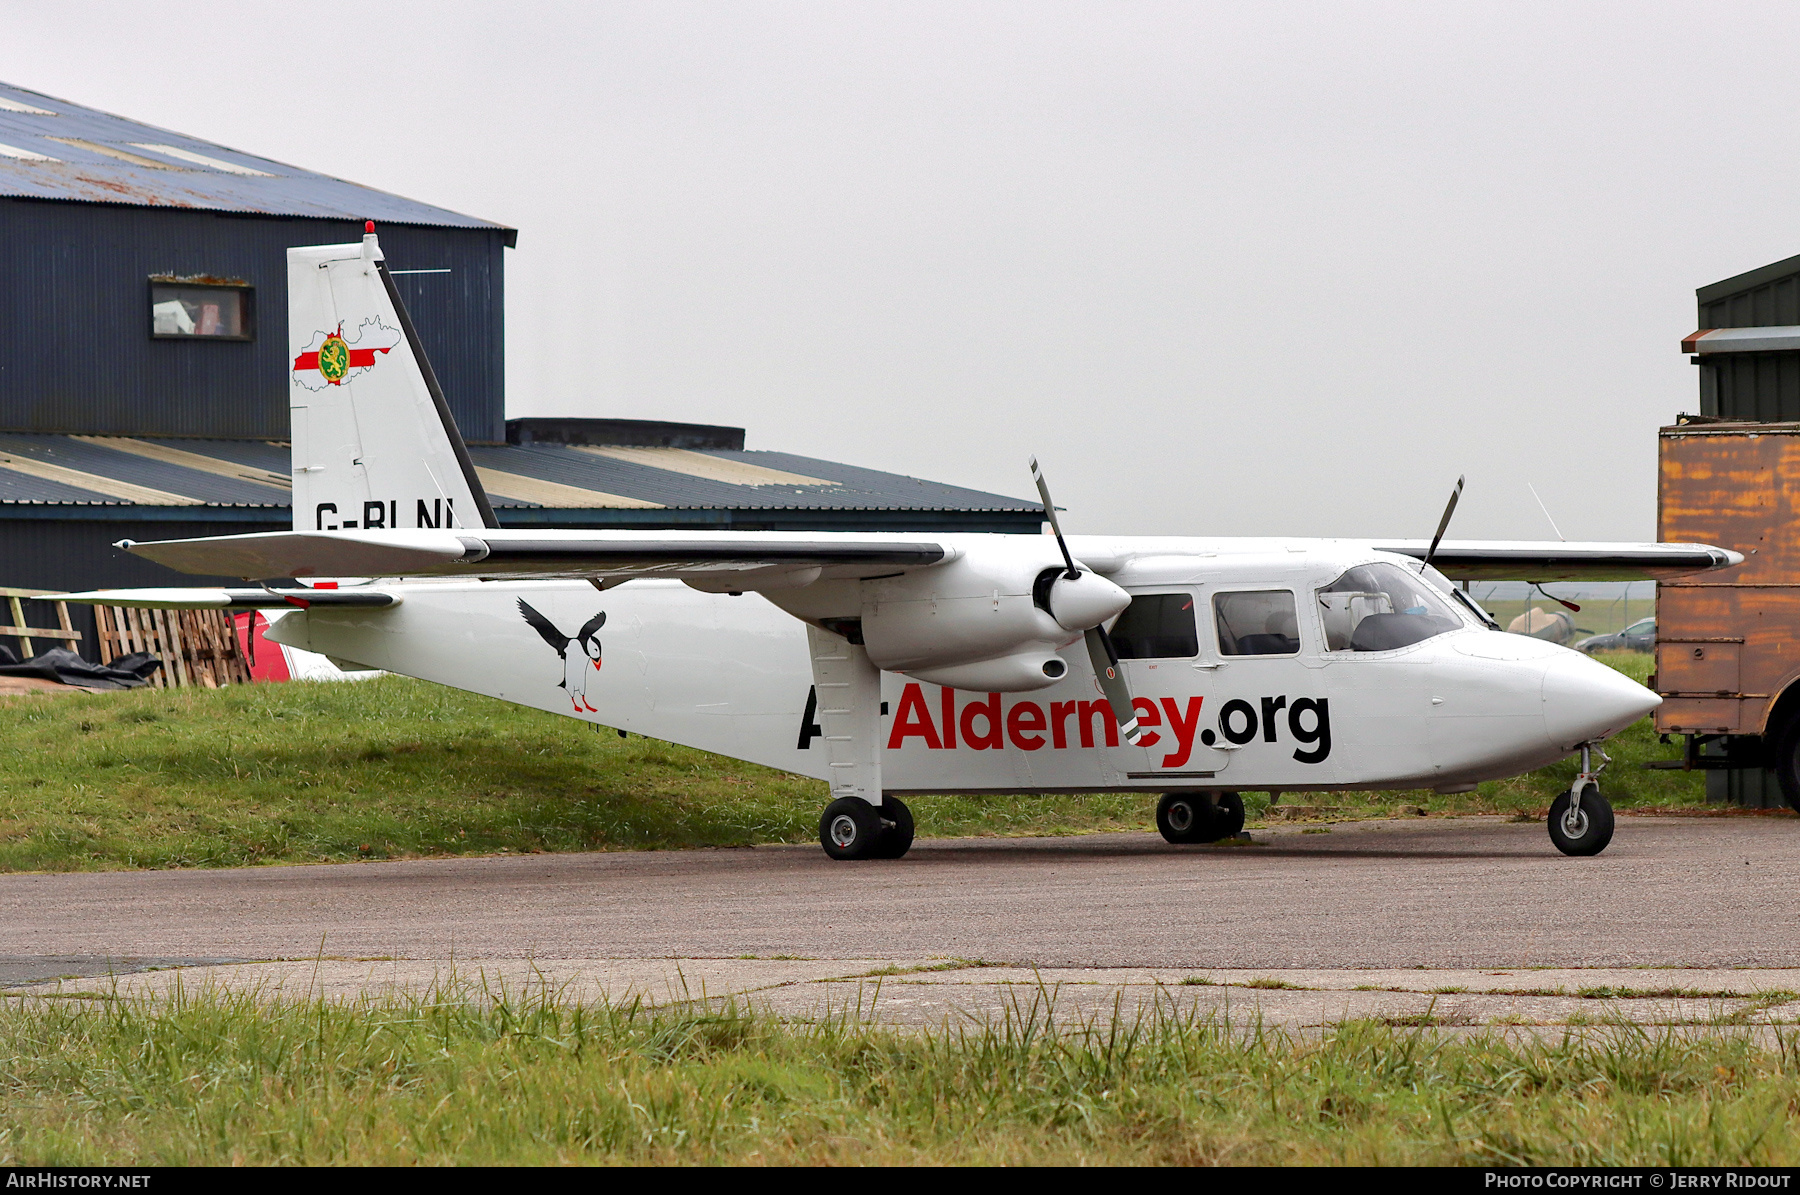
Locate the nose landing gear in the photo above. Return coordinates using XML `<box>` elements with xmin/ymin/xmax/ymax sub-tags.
<box><xmin>1548</xmin><ymin>743</ymin><xmax>1615</xmax><ymax>857</ymax></box>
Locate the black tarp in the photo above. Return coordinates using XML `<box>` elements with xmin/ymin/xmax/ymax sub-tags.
<box><xmin>0</xmin><ymin>646</ymin><xmax>162</xmax><ymax>690</ymax></box>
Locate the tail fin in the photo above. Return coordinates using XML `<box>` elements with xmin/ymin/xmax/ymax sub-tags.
<box><xmin>287</xmin><ymin>229</ymin><xmax>497</xmax><ymax>533</ymax></box>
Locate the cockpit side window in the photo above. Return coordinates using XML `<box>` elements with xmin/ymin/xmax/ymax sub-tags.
<box><xmin>1318</xmin><ymin>562</ymin><xmax>1462</xmax><ymax>652</ymax></box>
<box><xmin>1111</xmin><ymin>592</ymin><xmax>1199</xmax><ymax>659</ymax></box>
<box><xmin>1213</xmin><ymin>590</ymin><xmax>1301</xmax><ymax>656</ymax></box>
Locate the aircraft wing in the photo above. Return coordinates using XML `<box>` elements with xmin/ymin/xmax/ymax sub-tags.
<box><xmin>113</xmin><ymin>526</ymin><xmax>1743</xmax><ymax>587</ymax></box>
<box><xmin>116</xmin><ymin>528</ymin><xmax>955</xmax><ymax>583</ymax></box>
<box><xmin>1370</xmin><ymin>540</ymin><xmax>1742</xmax><ymax>582</ymax></box>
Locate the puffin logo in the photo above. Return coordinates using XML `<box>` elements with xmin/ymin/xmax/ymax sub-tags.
<box><xmin>291</xmin><ymin>318</ymin><xmax>403</xmax><ymax>390</ymax></box>
<box><xmin>516</xmin><ymin>600</ymin><xmax>608</xmax><ymax>713</ymax></box>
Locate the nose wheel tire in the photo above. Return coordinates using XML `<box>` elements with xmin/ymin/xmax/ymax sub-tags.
<box><xmin>819</xmin><ymin>796</ymin><xmax>915</xmax><ymax>861</ymax></box>
<box><xmin>1548</xmin><ymin>784</ymin><xmax>1614</xmax><ymax>856</ymax></box>
<box><xmin>1156</xmin><ymin>792</ymin><xmax>1245</xmax><ymax>844</ymax></box>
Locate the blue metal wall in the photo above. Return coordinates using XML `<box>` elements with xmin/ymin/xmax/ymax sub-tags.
<box><xmin>0</xmin><ymin>198</ymin><xmax>506</xmax><ymax>443</ymax></box>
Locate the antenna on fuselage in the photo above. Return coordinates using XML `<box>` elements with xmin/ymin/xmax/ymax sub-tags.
<box><xmin>1527</xmin><ymin>481</ymin><xmax>1565</xmax><ymax>542</ymax></box>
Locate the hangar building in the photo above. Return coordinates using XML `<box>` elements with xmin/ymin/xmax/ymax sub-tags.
<box><xmin>0</xmin><ymin>81</ymin><xmax>1039</xmax><ymax>659</ymax></box>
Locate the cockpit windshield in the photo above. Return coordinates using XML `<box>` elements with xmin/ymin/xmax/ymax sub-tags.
<box><xmin>1317</xmin><ymin>562</ymin><xmax>1464</xmax><ymax>652</ymax></box>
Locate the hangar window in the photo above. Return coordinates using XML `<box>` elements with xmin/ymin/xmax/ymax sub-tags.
<box><xmin>1213</xmin><ymin>590</ymin><xmax>1300</xmax><ymax>656</ymax></box>
<box><xmin>1110</xmin><ymin>592</ymin><xmax>1198</xmax><ymax>659</ymax></box>
<box><xmin>1317</xmin><ymin>562</ymin><xmax>1461</xmax><ymax>652</ymax></box>
<box><xmin>149</xmin><ymin>279</ymin><xmax>252</xmax><ymax>340</ymax></box>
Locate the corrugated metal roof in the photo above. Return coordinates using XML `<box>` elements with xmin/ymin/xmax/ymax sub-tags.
<box><xmin>0</xmin><ymin>435</ymin><xmax>1040</xmax><ymax>514</ymax></box>
<box><xmin>0</xmin><ymin>82</ymin><xmax>509</xmax><ymax>233</ymax></box>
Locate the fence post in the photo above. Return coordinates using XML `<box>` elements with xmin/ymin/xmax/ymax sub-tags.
<box><xmin>54</xmin><ymin>601</ymin><xmax>77</xmax><ymax>652</ymax></box>
<box><xmin>7</xmin><ymin>595</ymin><xmax>30</xmax><ymax>659</ymax></box>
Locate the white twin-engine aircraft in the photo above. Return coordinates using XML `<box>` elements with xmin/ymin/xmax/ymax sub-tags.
<box><xmin>63</xmin><ymin>230</ymin><xmax>1742</xmax><ymax>861</ymax></box>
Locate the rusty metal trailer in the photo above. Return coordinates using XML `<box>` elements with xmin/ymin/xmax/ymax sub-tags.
<box><xmin>1658</xmin><ymin>421</ymin><xmax>1800</xmax><ymax>806</ymax></box>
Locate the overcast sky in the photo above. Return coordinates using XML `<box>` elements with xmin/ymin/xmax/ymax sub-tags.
<box><xmin>4</xmin><ymin>2</ymin><xmax>1797</xmax><ymax>539</ymax></box>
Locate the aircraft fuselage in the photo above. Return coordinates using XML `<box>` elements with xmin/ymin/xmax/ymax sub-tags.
<box><xmin>265</xmin><ymin>539</ymin><xmax>1655</xmax><ymax>797</ymax></box>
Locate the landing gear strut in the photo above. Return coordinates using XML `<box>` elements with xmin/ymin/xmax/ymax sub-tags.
<box><xmin>1548</xmin><ymin>742</ymin><xmax>1615</xmax><ymax>857</ymax></box>
<box><xmin>1156</xmin><ymin>792</ymin><xmax>1245</xmax><ymax>844</ymax></box>
<box><xmin>819</xmin><ymin>796</ymin><xmax>914</xmax><ymax>861</ymax></box>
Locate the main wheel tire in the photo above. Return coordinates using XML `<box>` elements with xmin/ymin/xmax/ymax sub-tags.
<box><xmin>1548</xmin><ymin>784</ymin><xmax>1614</xmax><ymax>857</ymax></box>
<box><xmin>1207</xmin><ymin>792</ymin><xmax>1246</xmax><ymax>841</ymax></box>
<box><xmin>1772</xmin><ymin>710</ymin><xmax>1800</xmax><ymax>813</ymax></box>
<box><xmin>1156</xmin><ymin>793</ymin><xmax>1208</xmax><ymax>843</ymax></box>
<box><xmin>871</xmin><ymin>797</ymin><xmax>915</xmax><ymax>859</ymax></box>
<box><xmin>1156</xmin><ymin>792</ymin><xmax>1244</xmax><ymax>844</ymax></box>
<box><xmin>819</xmin><ymin>797</ymin><xmax>883</xmax><ymax>860</ymax></box>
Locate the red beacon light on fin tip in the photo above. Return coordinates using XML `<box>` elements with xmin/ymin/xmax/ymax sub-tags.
<box><xmin>364</xmin><ymin>220</ymin><xmax>375</xmax><ymax>233</ymax></box>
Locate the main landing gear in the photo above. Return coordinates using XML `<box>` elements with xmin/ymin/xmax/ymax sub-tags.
<box><xmin>1548</xmin><ymin>743</ymin><xmax>1615</xmax><ymax>857</ymax></box>
<box><xmin>1155</xmin><ymin>792</ymin><xmax>1245</xmax><ymax>844</ymax></box>
<box><xmin>819</xmin><ymin>796</ymin><xmax>915</xmax><ymax>861</ymax></box>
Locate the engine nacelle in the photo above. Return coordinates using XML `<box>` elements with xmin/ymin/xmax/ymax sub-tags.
<box><xmin>909</xmin><ymin>650</ymin><xmax>1070</xmax><ymax>693</ymax></box>
<box><xmin>853</xmin><ymin>539</ymin><xmax>1130</xmax><ymax>691</ymax></box>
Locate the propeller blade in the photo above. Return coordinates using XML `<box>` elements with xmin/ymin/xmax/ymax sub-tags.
<box><xmin>1422</xmin><ymin>474</ymin><xmax>1465</xmax><ymax>571</ymax></box>
<box><xmin>1084</xmin><ymin>626</ymin><xmax>1145</xmax><ymax>746</ymax></box>
<box><xmin>1029</xmin><ymin>456</ymin><xmax>1080</xmax><ymax>578</ymax></box>
<box><xmin>1034</xmin><ymin>457</ymin><xmax>1143</xmax><ymax>746</ymax></box>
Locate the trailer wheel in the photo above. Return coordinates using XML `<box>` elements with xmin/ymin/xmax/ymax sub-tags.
<box><xmin>1773</xmin><ymin>711</ymin><xmax>1800</xmax><ymax>813</ymax></box>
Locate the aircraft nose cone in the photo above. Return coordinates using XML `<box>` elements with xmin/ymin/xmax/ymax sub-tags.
<box><xmin>1541</xmin><ymin>651</ymin><xmax>1660</xmax><ymax>750</ymax></box>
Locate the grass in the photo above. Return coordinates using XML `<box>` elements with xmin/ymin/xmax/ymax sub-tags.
<box><xmin>0</xmin><ymin>649</ymin><xmax>1709</xmax><ymax>873</ymax></box>
<box><xmin>3</xmin><ymin>986</ymin><xmax>1800</xmax><ymax>1164</ymax></box>
<box><xmin>846</xmin><ymin>960</ymin><xmax>1002</xmax><ymax>978</ymax></box>
<box><xmin>0</xmin><ymin>677</ymin><xmax>1150</xmax><ymax>871</ymax></box>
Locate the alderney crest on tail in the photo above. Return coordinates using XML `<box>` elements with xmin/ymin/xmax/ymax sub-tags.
<box><xmin>291</xmin><ymin>318</ymin><xmax>402</xmax><ymax>390</ymax></box>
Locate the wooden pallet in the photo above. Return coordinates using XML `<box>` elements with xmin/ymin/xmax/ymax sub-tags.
<box><xmin>94</xmin><ymin>606</ymin><xmax>252</xmax><ymax>689</ymax></box>
<box><xmin>0</xmin><ymin>587</ymin><xmax>80</xmax><ymax>656</ymax></box>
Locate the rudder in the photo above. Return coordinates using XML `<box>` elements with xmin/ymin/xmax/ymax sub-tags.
<box><xmin>287</xmin><ymin>229</ymin><xmax>497</xmax><ymax>533</ymax></box>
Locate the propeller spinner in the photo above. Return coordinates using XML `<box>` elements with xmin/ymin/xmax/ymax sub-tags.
<box><xmin>1030</xmin><ymin>457</ymin><xmax>1145</xmax><ymax>746</ymax></box>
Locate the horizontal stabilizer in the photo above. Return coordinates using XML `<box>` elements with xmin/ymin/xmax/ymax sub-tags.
<box><xmin>1372</xmin><ymin>540</ymin><xmax>1743</xmax><ymax>582</ymax></box>
<box><xmin>55</xmin><ymin>587</ymin><xmax>402</xmax><ymax>610</ymax></box>
<box><xmin>116</xmin><ymin>530</ymin><xmax>475</xmax><ymax>579</ymax></box>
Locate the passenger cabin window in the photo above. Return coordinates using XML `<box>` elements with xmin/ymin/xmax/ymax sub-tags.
<box><xmin>1318</xmin><ymin>562</ymin><xmax>1462</xmax><ymax>652</ymax></box>
<box><xmin>1213</xmin><ymin>590</ymin><xmax>1300</xmax><ymax>656</ymax></box>
<box><xmin>1110</xmin><ymin>592</ymin><xmax>1198</xmax><ymax>659</ymax></box>
<box><xmin>150</xmin><ymin>280</ymin><xmax>252</xmax><ymax>340</ymax></box>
